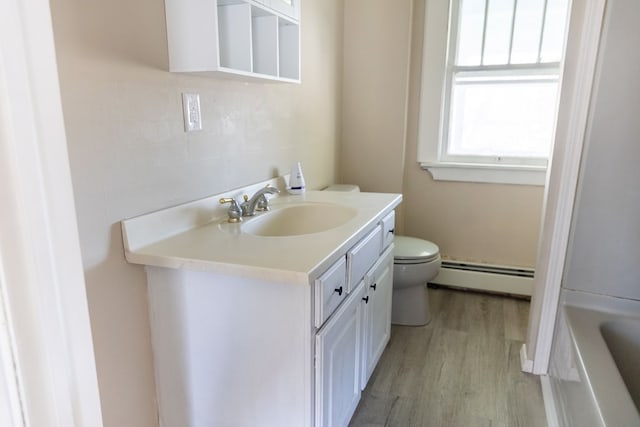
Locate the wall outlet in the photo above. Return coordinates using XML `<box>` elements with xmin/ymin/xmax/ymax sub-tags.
<box><xmin>182</xmin><ymin>93</ymin><xmax>202</xmax><ymax>132</ymax></box>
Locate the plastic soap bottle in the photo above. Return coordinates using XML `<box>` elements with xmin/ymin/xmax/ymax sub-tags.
<box><xmin>288</xmin><ymin>162</ymin><xmax>306</xmax><ymax>195</ymax></box>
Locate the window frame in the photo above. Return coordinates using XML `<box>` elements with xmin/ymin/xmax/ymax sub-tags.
<box><xmin>417</xmin><ymin>0</ymin><xmax>568</xmax><ymax>186</ymax></box>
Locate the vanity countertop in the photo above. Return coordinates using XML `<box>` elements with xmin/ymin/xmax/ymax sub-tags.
<box><xmin>122</xmin><ymin>186</ymin><xmax>401</xmax><ymax>285</ymax></box>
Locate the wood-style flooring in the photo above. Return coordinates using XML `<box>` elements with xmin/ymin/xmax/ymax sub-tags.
<box><xmin>349</xmin><ymin>287</ymin><xmax>547</xmax><ymax>427</ymax></box>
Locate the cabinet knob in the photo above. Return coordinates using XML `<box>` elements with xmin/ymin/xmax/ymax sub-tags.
<box><xmin>388</xmin><ymin>228</ymin><xmax>395</xmax><ymax>234</ymax></box>
<box><xmin>370</xmin><ymin>283</ymin><xmax>377</xmax><ymax>291</ymax></box>
<box><xmin>362</xmin><ymin>296</ymin><xmax>369</xmax><ymax>304</ymax></box>
<box><xmin>334</xmin><ymin>286</ymin><xmax>343</xmax><ymax>296</ymax></box>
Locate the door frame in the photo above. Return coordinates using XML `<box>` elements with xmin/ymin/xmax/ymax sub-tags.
<box><xmin>0</xmin><ymin>0</ymin><xmax>103</xmax><ymax>424</ymax></box>
<box><xmin>522</xmin><ymin>0</ymin><xmax>608</xmax><ymax>374</ymax></box>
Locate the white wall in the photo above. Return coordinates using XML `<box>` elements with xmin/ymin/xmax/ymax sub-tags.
<box><xmin>405</xmin><ymin>0</ymin><xmax>544</xmax><ymax>267</ymax></box>
<box><xmin>340</xmin><ymin>0</ymin><xmax>412</xmax><ymax>196</ymax></box>
<box><xmin>563</xmin><ymin>0</ymin><xmax>640</xmax><ymax>301</ymax></box>
<box><xmin>341</xmin><ymin>0</ymin><xmax>544</xmax><ymax>267</ymax></box>
<box><xmin>49</xmin><ymin>0</ymin><xmax>344</xmax><ymax>425</ymax></box>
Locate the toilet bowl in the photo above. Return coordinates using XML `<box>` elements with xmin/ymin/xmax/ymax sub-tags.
<box><xmin>392</xmin><ymin>236</ymin><xmax>441</xmax><ymax>326</ymax></box>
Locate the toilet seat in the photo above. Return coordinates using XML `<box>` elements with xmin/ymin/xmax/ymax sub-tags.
<box><xmin>393</xmin><ymin>236</ymin><xmax>440</xmax><ymax>264</ymax></box>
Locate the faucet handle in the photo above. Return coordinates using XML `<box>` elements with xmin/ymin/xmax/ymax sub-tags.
<box><xmin>256</xmin><ymin>184</ymin><xmax>279</xmax><ymax>212</ymax></box>
<box><xmin>240</xmin><ymin>195</ymin><xmax>251</xmax><ymax>216</ymax></box>
<box><xmin>255</xmin><ymin>195</ymin><xmax>270</xmax><ymax>212</ymax></box>
<box><xmin>219</xmin><ymin>198</ymin><xmax>242</xmax><ymax>223</ymax></box>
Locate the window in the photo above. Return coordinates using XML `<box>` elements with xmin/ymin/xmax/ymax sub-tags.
<box><xmin>418</xmin><ymin>0</ymin><xmax>570</xmax><ymax>185</ymax></box>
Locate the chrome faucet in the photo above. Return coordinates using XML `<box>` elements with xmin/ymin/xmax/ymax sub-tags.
<box><xmin>219</xmin><ymin>197</ymin><xmax>243</xmax><ymax>223</ymax></box>
<box><xmin>241</xmin><ymin>185</ymin><xmax>280</xmax><ymax>216</ymax></box>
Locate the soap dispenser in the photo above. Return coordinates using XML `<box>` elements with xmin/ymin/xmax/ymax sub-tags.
<box><xmin>288</xmin><ymin>162</ymin><xmax>306</xmax><ymax>195</ymax></box>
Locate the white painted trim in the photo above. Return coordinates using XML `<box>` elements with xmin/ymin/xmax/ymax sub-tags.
<box><xmin>432</xmin><ymin>266</ymin><xmax>533</xmax><ymax>296</ymax></box>
<box><xmin>0</xmin><ymin>266</ymin><xmax>24</xmax><ymax>427</ymax></box>
<box><xmin>421</xmin><ymin>162</ymin><xmax>546</xmax><ymax>186</ymax></box>
<box><xmin>519</xmin><ymin>343</ymin><xmax>534</xmax><ymax>373</ymax></box>
<box><xmin>417</xmin><ymin>0</ymin><xmax>560</xmax><ymax>185</ymax></box>
<box><xmin>416</xmin><ymin>0</ymin><xmax>449</xmax><ymax>163</ymax></box>
<box><xmin>524</xmin><ymin>0</ymin><xmax>607</xmax><ymax>375</ymax></box>
<box><xmin>540</xmin><ymin>375</ymin><xmax>561</xmax><ymax>427</ymax></box>
<box><xmin>0</xmin><ymin>0</ymin><xmax>103</xmax><ymax>425</ymax></box>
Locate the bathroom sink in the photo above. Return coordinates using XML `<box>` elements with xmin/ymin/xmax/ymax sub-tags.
<box><xmin>241</xmin><ymin>203</ymin><xmax>357</xmax><ymax>237</ymax></box>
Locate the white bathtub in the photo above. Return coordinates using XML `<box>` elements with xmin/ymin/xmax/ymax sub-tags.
<box><xmin>546</xmin><ymin>290</ymin><xmax>640</xmax><ymax>427</ymax></box>
<box><xmin>600</xmin><ymin>318</ymin><xmax>640</xmax><ymax>411</ymax></box>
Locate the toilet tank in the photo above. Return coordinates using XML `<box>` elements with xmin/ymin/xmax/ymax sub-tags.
<box><xmin>324</xmin><ymin>184</ymin><xmax>360</xmax><ymax>192</ymax></box>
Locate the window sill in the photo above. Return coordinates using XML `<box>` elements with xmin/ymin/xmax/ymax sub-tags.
<box><xmin>420</xmin><ymin>162</ymin><xmax>546</xmax><ymax>186</ymax></box>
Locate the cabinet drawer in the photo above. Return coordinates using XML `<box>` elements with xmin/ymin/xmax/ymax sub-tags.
<box><xmin>315</xmin><ymin>257</ymin><xmax>347</xmax><ymax>328</ymax></box>
<box><xmin>380</xmin><ymin>211</ymin><xmax>395</xmax><ymax>252</ymax></box>
<box><xmin>347</xmin><ymin>227</ymin><xmax>382</xmax><ymax>292</ymax></box>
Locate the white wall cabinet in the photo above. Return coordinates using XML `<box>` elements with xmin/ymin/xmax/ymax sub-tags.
<box><xmin>164</xmin><ymin>0</ymin><xmax>300</xmax><ymax>82</ymax></box>
<box><xmin>268</xmin><ymin>0</ymin><xmax>300</xmax><ymax>20</ymax></box>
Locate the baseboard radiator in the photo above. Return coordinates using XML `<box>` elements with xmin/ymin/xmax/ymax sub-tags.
<box><xmin>431</xmin><ymin>261</ymin><xmax>534</xmax><ymax>297</ymax></box>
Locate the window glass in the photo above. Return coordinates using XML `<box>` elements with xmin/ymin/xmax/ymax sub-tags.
<box><xmin>456</xmin><ymin>0</ymin><xmax>486</xmax><ymax>65</ymax></box>
<box><xmin>448</xmin><ymin>74</ymin><xmax>558</xmax><ymax>158</ymax></box>
<box><xmin>540</xmin><ymin>0</ymin><xmax>571</xmax><ymax>62</ymax></box>
<box><xmin>484</xmin><ymin>0</ymin><xmax>515</xmax><ymax>65</ymax></box>
<box><xmin>510</xmin><ymin>0</ymin><xmax>546</xmax><ymax>63</ymax></box>
<box><xmin>432</xmin><ymin>0</ymin><xmax>570</xmax><ymax>172</ymax></box>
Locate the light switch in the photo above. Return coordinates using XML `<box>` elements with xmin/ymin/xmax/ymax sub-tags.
<box><xmin>182</xmin><ymin>93</ymin><xmax>202</xmax><ymax>132</ymax></box>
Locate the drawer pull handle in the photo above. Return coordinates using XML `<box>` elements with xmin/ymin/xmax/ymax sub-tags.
<box><xmin>362</xmin><ymin>296</ymin><xmax>369</xmax><ymax>304</ymax></box>
<box><xmin>388</xmin><ymin>228</ymin><xmax>395</xmax><ymax>234</ymax></box>
<box><xmin>334</xmin><ymin>286</ymin><xmax>343</xmax><ymax>296</ymax></box>
<box><xmin>370</xmin><ymin>283</ymin><xmax>377</xmax><ymax>291</ymax></box>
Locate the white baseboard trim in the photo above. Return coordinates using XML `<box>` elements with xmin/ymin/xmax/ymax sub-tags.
<box><xmin>520</xmin><ymin>343</ymin><xmax>534</xmax><ymax>373</ymax></box>
<box><xmin>431</xmin><ymin>264</ymin><xmax>534</xmax><ymax>296</ymax></box>
<box><xmin>540</xmin><ymin>375</ymin><xmax>560</xmax><ymax>427</ymax></box>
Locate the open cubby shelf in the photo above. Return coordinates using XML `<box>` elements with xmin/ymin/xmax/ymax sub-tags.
<box><xmin>165</xmin><ymin>0</ymin><xmax>300</xmax><ymax>83</ymax></box>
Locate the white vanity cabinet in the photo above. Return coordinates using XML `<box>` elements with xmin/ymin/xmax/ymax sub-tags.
<box><xmin>381</xmin><ymin>211</ymin><xmax>396</xmax><ymax>249</ymax></box>
<box><xmin>164</xmin><ymin>0</ymin><xmax>300</xmax><ymax>82</ymax></box>
<box><xmin>315</xmin><ymin>281</ymin><xmax>365</xmax><ymax>427</ymax></box>
<box><xmin>347</xmin><ymin>227</ymin><xmax>382</xmax><ymax>292</ymax></box>
<box><xmin>360</xmin><ymin>246</ymin><xmax>394</xmax><ymax>388</ymax></box>
<box><xmin>315</xmin><ymin>257</ymin><xmax>348</xmax><ymax>328</ymax></box>
<box><xmin>121</xmin><ymin>186</ymin><xmax>401</xmax><ymax>427</ymax></box>
<box><xmin>315</xmin><ymin>219</ymin><xmax>394</xmax><ymax>426</ymax></box>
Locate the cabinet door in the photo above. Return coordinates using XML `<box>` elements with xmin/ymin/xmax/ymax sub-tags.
<box><xmin>316</xmin><ymin>282</ymin><xmax>364</xmax><ymax>427</ymax></box>
<box><xmin>362</xmin><ymin>246</ymin><xmax>394</xmax><ymax>388</ymax></box>
<box><xmin>268</xmin><ymin>0</ymin><xmax>300</xmax><ymax>20</ymax></box>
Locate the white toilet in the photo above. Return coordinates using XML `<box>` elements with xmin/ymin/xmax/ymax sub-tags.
<box><xmin>392</xmin><ymin>236</ymin><xmax>441</xmax><ymax>326</ymax></box>
<box><xmin>323</xmin><ymin>185</ymin><xmax>440</xmax><ymax>325</ymax></box>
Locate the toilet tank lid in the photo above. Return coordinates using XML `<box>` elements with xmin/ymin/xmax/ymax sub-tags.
<box><xmin>394</xmin><ymin>236</ymin><xmax>440</xmax><ymax>260</ymax></box>
<box><xmin>324</xmin><ymin>184</ymin><xmax>360</xmax><ymax>192</ymax></box>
